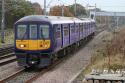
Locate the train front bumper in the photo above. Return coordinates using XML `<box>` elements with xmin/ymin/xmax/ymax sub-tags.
<box><xmin>15</xmin><ymin>53</ymin><xmax>51</xmax><ymax>68</ymax></box>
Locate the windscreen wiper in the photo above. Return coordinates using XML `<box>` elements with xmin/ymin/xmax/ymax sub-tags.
<box><xmin>40</xmin><ymin>29</ymin><xmax>45</xmax><ymax>41</ymax></box>
<box><xmin>20</xmin><ymin>31</ymin><xmax>27</xmax><ymax>40</ymax></box>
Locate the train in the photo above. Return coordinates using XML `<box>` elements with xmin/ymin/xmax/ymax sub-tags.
<box><xmin>14</xmin><ymin>15</ymin><xmax>96</xmax><ymax>68</ymax></box>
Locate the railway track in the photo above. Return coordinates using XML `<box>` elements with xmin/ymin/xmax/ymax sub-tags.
<box><xmin>0</xmin><ymin>44</ymin><xmax>16</xmax><ymax>66</ymax></box>
<box><xmin>25</xmin><ymin>58</ymin><xmax>65</xmax><ymax>83</ymax></box>
<box><xmin>0</xmin><ymin>44</ymin><xmax>14</xmax><ymax>56</ymax></box>
<box><xmin>0</xmin><ymin>36</ymin><xmax>95</xmax><ymax>83</ymax></box>
<box><xmin>0</xmin><ymin>69</ymin><xmax>25</xmax><ymax>83</ymax></box>
<box><xmin>0</xmin><ymin>52</ymin><xmax>16</xmax><ymax>66</ymax></box>
<box><xmin>0</xmin><ymin>52</ymin><xmax>74</xmax><ymax>83</ymax></box>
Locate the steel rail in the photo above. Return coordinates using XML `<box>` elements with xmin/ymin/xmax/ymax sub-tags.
<box><xmin>25</xmin><ymin>54</ymin><xmax>73</xmax><ymax>83</ymax></box>
<box><xmin>0</xmin><ymin>56</ymin><xmax>16</xmax><ymax>66</ymax></box>
<box><xmin>0</xmin><ymin>69</ymin><xmax>25</xmax><ymax>83</ymax></box>
<box><xmin>0</xmin><ymin>52</ymin><xmax>15</xmax><ymax>60</ymax></box>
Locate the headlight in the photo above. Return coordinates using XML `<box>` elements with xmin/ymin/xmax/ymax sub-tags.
<box><xmin>20</xmin><ymin>44</ymin><xmax>25</xmax><ymax>48</ymax></box>
<box><xmin>44</xmin><ymin>45</ymin><xmax>48</xmax><ymax>48</ymax></box>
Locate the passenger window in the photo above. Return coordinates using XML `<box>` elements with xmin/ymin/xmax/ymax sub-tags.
<box><xmin>56</xmin><ymin>27</ymin><xmax>61</xmax><ymax>38</ymax></box>
<box><xmin>86</xmin><ymin>23</ymin><xmax>88</xmax><ymax>29</ymax></box>
<box><xmin>80</xmin><ymin>24</ymin><xmax>83</xmax><ymax>32</ymax></box>
<box><xmin>89</xmin><ymin>23</ymin><xmax>90</xmax><ymax>28</ymax></box>
<box><xmin>64</xmin><ymin>26</ymin><xmax>69</xmax><ymax>36</ymax></box>
<box><xmin>85</xmin><ymin>23</ymin><xmax>87</xmax><ymax>29</ymax></box>
<box><xmin>56</xmin><ymin>31</ymin><xmax>61</xmax><ymax>38</ymax></box>
<box><xmin>71</xmin><ymin>26</ymin><xmax>75</xmax><ymax>33</ymax></box>
<box><xmin>29</xmin><ymin>25</ymin><xmax>37</xmax><ymax>39</ymax></box>
<box><xmin>76</xmin><ymin>25</ymin><xmax>79</xmax><ymax>33</ymax></box>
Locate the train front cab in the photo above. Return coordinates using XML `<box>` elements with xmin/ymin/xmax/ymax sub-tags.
<box><xmin>14</xmin><ymin>22</ymin><xmax>54</xmax><ymax>68</ymax></box>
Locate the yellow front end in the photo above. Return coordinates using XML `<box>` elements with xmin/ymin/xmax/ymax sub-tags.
<box><xmin>16</xmin><ymin>40</ymin><xmax>50</xmax><ymax>50</ymax></box>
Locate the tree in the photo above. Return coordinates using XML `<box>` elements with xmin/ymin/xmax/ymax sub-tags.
<box><xmin>32</xmin><ymin>2</ymin><xmax>43</xmax><ymax>15</ymax></box>
<box><xmin>5</xmin><ymin>0</ymin><xmax>34</xmax><ymax>28</ymax></box>
<box><xmin>49</xmin><ymin>5</ymin><xmax>74</xmax><ymax>17</ymax></box>
<box><xmin>68</xmin><ymin>4</ymin><xmax>86</xmax><ymax>17</ymax></box>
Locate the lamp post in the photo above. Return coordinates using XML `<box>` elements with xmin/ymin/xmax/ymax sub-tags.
<box><xmin>44</xmin><ymin>0</ymin><xmax>46</xmax><ymax>15</ymax></box>
<box><xmin>62</xmin><ymin>5</ymin><xmax>64</xmax><ymax>16</ymax></box>
<box><xmin>74</xmin><ymin>0</ymin><xmax>76</xmax><ymax>16</ymax></box>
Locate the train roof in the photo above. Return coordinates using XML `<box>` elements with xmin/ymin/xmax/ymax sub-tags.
<box><xmin>16</xmin><ymin>15</ymin><xmax>94</xmax><ymax>24</ymax></box>
<box><xmin>81</xmin><ymin>18</ymin><xmax>95</xmax><ymax>22</ymax></box>
<box><xmin>16</xmin><ymin>15</ymin><xmax>73</xmax><ymax>23</ymax></box>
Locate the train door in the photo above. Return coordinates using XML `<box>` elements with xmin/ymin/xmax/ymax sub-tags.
<box><xmin>83</xmin><ymin>23</ymin><xmax>86</xmax><ymax>38</ymax></box>
<box><xmin>62</xmin><ymin>24</ymin><xmax>70</xmax><ymax>47</ymax></box>
<box><xmin>88</xmin><ymin>23</ymin><xmax>90</xmax><ymax>36</ymax></box>
<box><xmin>87</xmin><ymin>23</ymin><xmax>89</xmax><ymax>36</ymax></box>
<box><xmin>54</xmin><ymin>24</ymin><xmax>62</xmax><ymax>50</ymax></box>
<box><xmin>70</xmin><ymin>23</ymin><xmax>75</xmax><ymax>44</ymax></box>
<box><xmin>84</xmin><ymin>22</ymin><xmax>87</xmax><ymax>37</ymax></box>
<box><xmin>90</xmin><ymin>22</ymin><xmax>92</xmax><ymax>34</ymax></box>
<box><xmin>75</xmin><ymin>23</ymin><xmax>80</xmax><ymax>42</ymax></box>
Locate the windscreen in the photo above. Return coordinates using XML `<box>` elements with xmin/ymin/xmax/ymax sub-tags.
<box><xmin>29</xmin><ymin>25</ymin><xmax>37</xmax><ymax>39</ymax></box>
<box><xmin>17</xmin><ymin>25</ymin><xmax>27</xmax><ymax>39</ymax></box>
<box><xmin>16</xmin><ymin>24</ymin><xmax>49</xmax><ymax>39</ymax></box>
<box><xmin>39</xmin><ymin>25</ymin><xmax>49</xmax><ymax>39</ymax></box>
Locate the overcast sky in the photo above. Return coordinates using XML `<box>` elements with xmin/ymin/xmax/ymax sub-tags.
<box><xmin>27</xmin><ymin>0</ymin><xmax>125</xmax><ymax>12</ymax></box>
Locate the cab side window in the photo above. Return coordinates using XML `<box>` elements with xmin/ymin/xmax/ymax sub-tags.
<box><xmin>54</xmin><ymin>25</ymin><xmax>61</xmax><ymax>39</ymax></box>
<box><xmin>39</xmin><ymin>25</ymin><xmax>49</xmax><ymax>39</ymax></box>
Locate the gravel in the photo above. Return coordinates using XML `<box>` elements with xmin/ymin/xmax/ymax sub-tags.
<box><xmin>0</xmin><ymin>62</ymin><xmax>23</xmax><ymax>80</ymax></box>
<box><xmin>32</xmin><ymin>31</ymin><xmax>112</xmax><ymax>83</ymax></box>
<box><xmin>6</xmin><ymin>71</ymin><xmax>39</xmax><ymax>83</ymax></box>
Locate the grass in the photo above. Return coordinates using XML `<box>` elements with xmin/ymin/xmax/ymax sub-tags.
<box><xmin>75</xmin><ymin>26</ymin><xmax>125</xmax><ymax>82</ymax></box>
<box><xmin>0</xmin><ymin>28</ymin><xmax>14</xmax><ymax>46</ymax></box>
<box><xmin>84</xmin><ymin>27</ymin><xmax>125</xmax><ymax>74</ymax></box>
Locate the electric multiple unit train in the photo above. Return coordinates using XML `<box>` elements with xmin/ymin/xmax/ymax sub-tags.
<box><xmin>14</xmin><ymin>15</ymin><xmax>96</xmax><ymax>68</ymax></box>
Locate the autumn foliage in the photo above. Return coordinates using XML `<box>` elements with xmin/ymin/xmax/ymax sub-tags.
<box><xmin>32</xmin><ymin>3</ymin><xmax>43</xmax><ymax>15</ymax></box>
<box><xmin>107</xmin><ymin>29</ymin><xmax>125</xmax><ymax>56</ymax></box>
<box><xmin>49</xmin><ymin>6</ymin><xmax>74</xmax><ymax>17</ymax></box>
